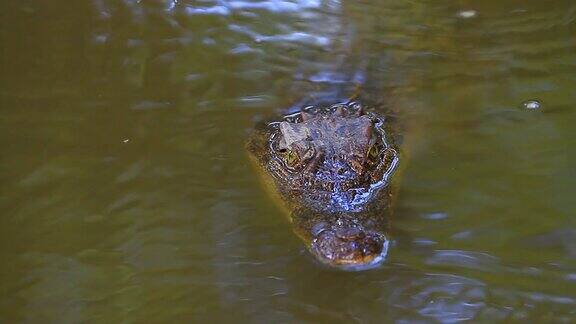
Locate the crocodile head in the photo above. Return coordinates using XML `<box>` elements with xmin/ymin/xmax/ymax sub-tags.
<box><xmin>271</xmin><ymin>102</ymin><xmax>394</xmax><ymax>207</ymax></box>
<box><xmin>249</xmin><ymin>101</ymin><xmax>398</xmax><ymax>269</ymax></box>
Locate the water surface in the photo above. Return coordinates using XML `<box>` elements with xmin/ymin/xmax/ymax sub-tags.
<box><xmin>1</xmin><ymin>0</ymin><xmax>575</xmax><ymax>322</ymax></box>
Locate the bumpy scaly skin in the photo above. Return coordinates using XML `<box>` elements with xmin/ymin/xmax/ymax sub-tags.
<box><xmin>247</xmin><ymin>101</ymin><xmax>399</xmax><ymax>269</ymax></box>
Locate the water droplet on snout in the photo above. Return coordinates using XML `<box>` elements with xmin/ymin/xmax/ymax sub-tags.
<box><xmin>522</xmin><ymin>100</ymin><xmax>541</xmax><ymax>110</ymax></box>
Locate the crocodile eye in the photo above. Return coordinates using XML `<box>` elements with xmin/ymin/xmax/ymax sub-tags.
<box><xmin>368</xmin><ymin>145</ymin><xmax>380</xmax><ymax>159</ymax></box>
<box><xmin>285</xmin><ymin>150</ymin><xmax>300</xmax><ymax>166</ymax></box>
<box><xmin>368</xmin><ymin>144</ymin><xmax>380</xmax><ymax>161</ymax></box>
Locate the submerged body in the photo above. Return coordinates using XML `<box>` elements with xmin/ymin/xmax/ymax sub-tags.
<box><xmin>247</xmin><ymin>101</ymin><xmax>400</xmax><ymax>270</ymax></box>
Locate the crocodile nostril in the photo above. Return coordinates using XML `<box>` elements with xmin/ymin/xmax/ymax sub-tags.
<box><xmin>337</xmin><ymin>227</ymin><xmax>362</xmax><ymax>239</ymax></box>
<box><xmin>311</xmin><ymin>222</ymin><xmax>329</xmax><ymax>236</ymax></box>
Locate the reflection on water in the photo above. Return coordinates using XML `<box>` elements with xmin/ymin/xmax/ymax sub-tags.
<box><xmin>1</xmin><ymin>0</ymin><xmax>575</xmax><ymax>322</ymax></box>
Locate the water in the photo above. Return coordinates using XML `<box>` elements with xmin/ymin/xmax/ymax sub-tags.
<box><xmin>1</xmin><ymin>0</ymin><xmax>575</xmax><ymax>322</ymax></box>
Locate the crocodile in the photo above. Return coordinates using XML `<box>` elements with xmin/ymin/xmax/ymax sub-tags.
<box><xmin>247</xmin><ymin>100</ymin><xmax>400</xmax><ymax>270</ymax></box>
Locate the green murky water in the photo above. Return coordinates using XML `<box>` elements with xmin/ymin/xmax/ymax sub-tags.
<box><xmin>1</xmin><ymin>0</ymin><xmax>575</xmax><ymax>322</ymax></box>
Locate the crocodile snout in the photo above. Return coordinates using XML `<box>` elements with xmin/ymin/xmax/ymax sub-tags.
<box><xmin>310</xmin><ymin>221</ymin><xmax>388</xmax><ymax>270</ymax></box>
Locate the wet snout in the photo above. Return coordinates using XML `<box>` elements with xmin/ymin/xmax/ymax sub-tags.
<box><xmin>310</xmin><ymin>221</ymin><xmax>388</xmax><ymax>269</ymax></box>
